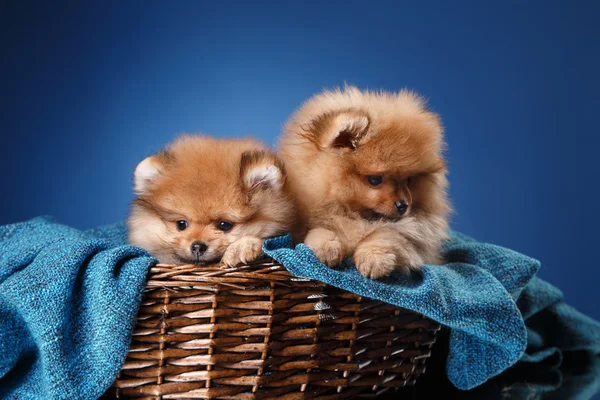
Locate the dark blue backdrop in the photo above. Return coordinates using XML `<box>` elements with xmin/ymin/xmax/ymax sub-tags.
<box><xmin>1</xmin><ymin>1</ymin><xmax>598</xmax><ymax>321</ymax></box>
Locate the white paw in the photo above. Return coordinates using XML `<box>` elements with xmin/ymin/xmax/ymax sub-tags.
<box><xmin>305</xmin><ymin>236</ymin><xmax>343</xmax><ymax>266</ymax></box>
<box><xmin>354</xmin><ymin>248</ymin><xmax>397</xmax><ymax>279</ymax></box>
<box><xmin>222</xmin><ymin>237</ymin><xmax>264</xmax><ymax>266</ymax></box>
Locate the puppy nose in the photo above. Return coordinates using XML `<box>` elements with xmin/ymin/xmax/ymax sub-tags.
<box><xmin>191</xmin><ymin>241</ymin><xmax>208</xmax><ymax>255</ymax></box>
<box><xmin>395</xmin><ymin>200</ymin><xmax>409</xmax><ymax>215</ymax></box>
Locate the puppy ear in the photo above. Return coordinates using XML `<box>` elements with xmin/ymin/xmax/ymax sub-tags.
<box><xmin>311</xmin><ymin>109</ymin><xmax>370</xmax><ymax>150</ymax></box>
<box><xmin>133</xmin><ymin>153</ymin><xmax>168</xmax><ymax>195</ymax></box>
<box><xmin>240</xmin><ymin>150</ymin><xmax>285</xmax><ymax>191</ymax></box>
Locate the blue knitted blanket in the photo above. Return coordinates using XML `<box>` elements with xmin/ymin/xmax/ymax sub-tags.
<box><xmin>1</xmin><ymin>217</ymin><xmax>599</xmax><ymax>398</ymax></box>
<box><xmin>0</xmin><ymin>216</ymin><xmax>156</xmax><ymax>399</ymax></box>
<box><xmin>263</xmin><ymin>232</ymin><xmax>600</xmax><ymax>394</ymax></box>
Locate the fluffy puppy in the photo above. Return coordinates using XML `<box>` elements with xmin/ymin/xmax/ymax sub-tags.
<box><xmin>127</xmin><ymin>135</ymin><xmax>295</xmax><ymax>266</ymax></box>
<box><xmin>278</xmin><ymin>86</ymin><xmax>451</xmax><ymax>278</ymax></box>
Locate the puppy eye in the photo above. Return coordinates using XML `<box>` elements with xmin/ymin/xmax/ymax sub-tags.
<box><xmin>366</xmin><ymin>175</ymin><xmax>383</xmax><ymax>186</ymax></box>
<box><xmin>176</xmin><ymin>220</ymin><xmax>188</xmax><ymax>231</ymax></box>
<box><xmin>217</xmin><ymin>221</ymin><xmax>234</xmax><ymax>232</ymax></box>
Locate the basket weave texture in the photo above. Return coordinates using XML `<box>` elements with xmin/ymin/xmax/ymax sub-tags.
<box><xmin>108</xmin><ymin>260</ymin><xmax>440</xmax><ymax>399</ymax></box>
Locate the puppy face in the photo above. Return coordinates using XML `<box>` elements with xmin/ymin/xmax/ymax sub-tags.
<box><xmin>127</xmin><ymin>135</ymin><xmax>294</xmax><ymax>264</ymax></box>
<box><xmin>280</xmin><ymin>86</ymin><xmax>449</xmax><ymax>224</ymax></box>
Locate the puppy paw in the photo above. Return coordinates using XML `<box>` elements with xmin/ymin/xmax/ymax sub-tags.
<box><xmin>354</xmin><ymin>247</ymin><xmax>397</xmax><ymax>279</ymax></box>
<box><xmin>304</xmin><ymin>228</ymin><xmax>344</xmax><ymax>266</ymax></box>
<box><xmin>309</xmin><ymin>240</ymin><xmax>344</xmax><ymax>266</ymax></box>
<box><xmin>222</xmin><ymin>237</ymin><xmax>264</xmax><ymax>266</ymax></box>
<box><xmin>395</xmin><ymin>246</ymin><xmax>425</xmax><ymax>271</ymax></box>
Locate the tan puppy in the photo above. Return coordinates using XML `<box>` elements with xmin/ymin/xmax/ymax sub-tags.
<box><xmin>127</xmin><ymin>135</ymin><xmax>295</xmax><ymax>266</ymax></box>
<box><xmin>278</xmin><ymin>86</ymin><xmax>451</xmax><ymax>278</ymax></box>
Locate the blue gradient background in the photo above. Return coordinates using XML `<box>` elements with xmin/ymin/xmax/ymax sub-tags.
<box><xmin>1</xmin><ymin>1</ymin><xmax>598</xmax><ymax>321</ymax></box>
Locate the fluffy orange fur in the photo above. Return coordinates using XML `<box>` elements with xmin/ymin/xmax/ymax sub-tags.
<box><xmin>278</xmin><ymin>86</ymin><xmax>451</xmax><ymax>278</ymax></box>
<box><xmin>127</xmin><ymin>135</ymin><xmax>295</xmax><ymax>265</ymax></box>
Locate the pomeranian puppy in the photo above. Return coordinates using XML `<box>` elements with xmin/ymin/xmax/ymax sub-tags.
<box><xmin>278</xmin><ymin>86</ymin><xmax>451</xmax><ymax>278</ymax></box>
<box><xmin>127</xmin><ymin>135</ymin><xmax>295</xmax><ymax>266</ymax></box>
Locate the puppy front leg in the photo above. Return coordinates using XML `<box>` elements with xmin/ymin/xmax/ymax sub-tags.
<box><xmin>354</xmin><ymin>228</ymin><xmax>424</xmax><ymax>279</ymax></box>
<box><xmin>222</xmin><ymin>236</ymin><xmax>264</xmax><ymax>266</ymax></box>
<box><xmin>304</xmin><ymin>227</ymin><xmax>344</xmax><ymax>266</ymax></box>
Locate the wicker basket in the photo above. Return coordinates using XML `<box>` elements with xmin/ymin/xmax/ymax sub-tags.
<box><xmin>107</xmin><ymin>260</ymin><xmax>440</xmax><ymax>399</ymax></box>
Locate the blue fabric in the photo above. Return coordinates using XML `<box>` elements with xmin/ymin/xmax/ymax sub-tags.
<box><xmin>0</xmin><ymin>216</ymin><xmax>156</xmax><ymax>399</ymax></box>
<box><xmin>263</xmin><ymin>231</ymin><xmax>541</xmax><ymax>390</ymax></box>
<box><xmin>3</xmin><ymin>217</ymin><xmax>598</xmax><ymax>398</ymax></box>
<box><xmin>410</xmin><ymin>278</ymin><xmax>600</xmax><ymax>399</ymax></box>
<box><xmin>507</xmin><ymin>278</ymin><xmax>600</xmax><ymax>399</ymax></box>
